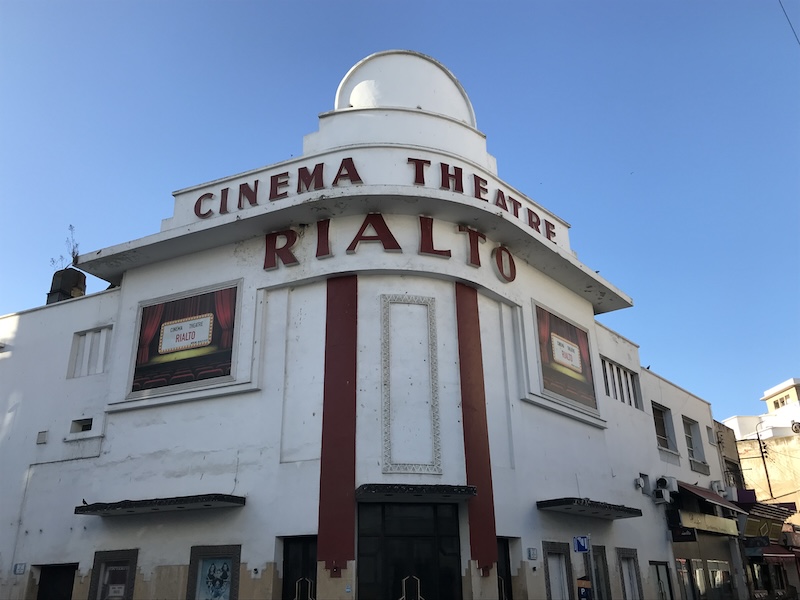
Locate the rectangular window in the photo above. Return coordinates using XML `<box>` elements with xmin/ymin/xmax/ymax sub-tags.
<box><xmin>676</xmin><ymin>559</ymin><xmax>699</xmax><ymax>600</ymax></box>
<box><xmin>186</xmin><ymin>545</ymin><xmax>241</xmax><ymax>600</ymax></box>
<box><xmin>617</xmin><ymin>548</ymin><xmax>643</xmax><ymax>600</ymax></box>
<box><xmin>68</xmin><ymin>326</ymin><xmax>112</xmax><ymax>378</ymax></box>
<box><xmin>691</xmin><ymin>559</ymin><xmax>706</xmax><ymax>599</ymax></box>
<box><xmin>600</xmin><ymin>358</ymin><xmax>641</xmax><ymax>409</ymax></box>
<box><xmin>583</xmin><ymin>545</ymin><xmax>612</xmax><ymax>600</ymax></box>
<box><xmin>683</xmin><ymin>417</ymin><xmax>707</xmax><ymax>472</ymax></box>
<box><xmin>536</xmin><ymin>306</ymin><xmax>597</xmax><ymax>409</ymax></box>
<box><xmin>543</xmin><ymin>541</ymin><xmax>573</xmax><ymax>600</ymax></box>
<box><xmin>683</xmin><ymin>418</ymin><xmax>696</xmax><ymax>459</ymax></box>
<box><xmin>707</xmin><ymin>560</ymin><xmax>732</xmax><ymax>598</ymax></box>
<box><xmin>132</xmin><ymin>285</ymin><xmax>237</xmax><ymax>393</ymax></box>
<box><xmin>652</xmin><ymin>403</ymin><xmax>675</xmax><ymax>451</ymax></box>
<box><xmin>88</xmin><ymin>549</ymin><xmax>138</xmax><ymax>600</ymax></box>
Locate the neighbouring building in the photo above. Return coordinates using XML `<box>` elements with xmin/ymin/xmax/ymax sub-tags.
<box><xmin>724</xmin><ymin>379</ymin><xmax>800</xmax><ymax>528</ymax></box>
<box><xmin>723</xmin><ymin>379</ymin><xmax>800</xmax><ymax>598</ymax></box>
<box><xmin>1</xmin><ymin>50</ymin><xmax>749</xmax><ymax>600</ymax></box>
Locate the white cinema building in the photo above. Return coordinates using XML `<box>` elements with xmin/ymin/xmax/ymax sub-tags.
<box><xmin>0</xmin><ymin>51</ymin><xmax>747</xmax><ymax>600</ymax></box>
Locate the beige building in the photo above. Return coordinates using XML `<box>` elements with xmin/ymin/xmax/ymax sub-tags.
<box><xmin>723</xmin><ymin>379</ymin><xmax>800</xmax><ymax>527</ymax></box>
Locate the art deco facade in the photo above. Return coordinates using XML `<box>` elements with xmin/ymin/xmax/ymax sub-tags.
<box><xmin>0</xmin><ymin>51</ymin><xmax>752</xmax><ymax>600</ymax></box>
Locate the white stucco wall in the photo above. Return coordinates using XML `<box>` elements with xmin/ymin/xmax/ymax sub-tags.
<box><xmin>0</xmin><ymin>50</ymin><xmax>731</xmax><ymax>600</ymax></box>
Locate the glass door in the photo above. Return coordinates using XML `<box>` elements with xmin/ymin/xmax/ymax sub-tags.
<box><xmin>357</xmin><ymin>503</ymin><xmax>462</xmax><ymax>600</ymax></box>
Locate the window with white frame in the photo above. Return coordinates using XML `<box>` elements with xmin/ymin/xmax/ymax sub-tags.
<box><xmin>683</xmin><ymin>417</ymin><xmax>697</xmax><ymax>458</ymax></box>
<box><xmin>652</xmin><ymin>403</ymin><xmax>676</xmax><ymax>451</ymax></box>
<box><xmin>600</xmin><ymin>358</ymin><xmax>641</xmax><ymax>409</ymax></box>
<box><xmin>68</xmin><ymin>326</ymin><xmax>112</xmax><ymax>378</ymax></box>
<box><xmin>617</xmin><ymin>547</ymin><xmax>644</xmax><ymax>600</ymax></box>
<box><xmin>542</xmin><ymin>541</ymin><xmax>573</xmax><ymax>600</ymax></box>
<box><xmin>683</xmin><ymin>417</ymin><xmax>708</xmax><ymax>473</ymax></box>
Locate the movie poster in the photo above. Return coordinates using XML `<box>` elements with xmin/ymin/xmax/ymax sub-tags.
<box><xmin>132</xmin><ymin>287</ymin><xmax>237</xmax><ymax>392</ymax></box>
<box><xmin>195</xmin><ymin>557</ymin><xmax>233</xmax><ymax>600</ymax></box>
<box><xmin>535</xmin><ymin>306</ymin><xmax>596</xmax><ymax>409</ymax></box>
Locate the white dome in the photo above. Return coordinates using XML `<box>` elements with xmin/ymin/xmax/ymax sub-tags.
<box><xmin>334</xmin><ymin>50</ymin><xmax>477</xmax><ymax>127</ymax></box>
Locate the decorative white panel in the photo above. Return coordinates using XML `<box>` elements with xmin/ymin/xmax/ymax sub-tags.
<box><xmin>381</xmin><ymin>295</ymin><xmax>441</xmax><ymax>474</ymax></box>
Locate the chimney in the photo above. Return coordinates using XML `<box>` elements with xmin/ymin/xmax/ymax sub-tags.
<box><xmin>47</xmin><ymin>268</ymin><xmax>86</xmax><ymax>305</ymax></box>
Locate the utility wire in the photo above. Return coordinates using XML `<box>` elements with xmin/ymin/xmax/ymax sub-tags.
<box><xmin>779</xmin><ymin>0</ymin><xmax>800</xmax><ymax>48</ymax></box>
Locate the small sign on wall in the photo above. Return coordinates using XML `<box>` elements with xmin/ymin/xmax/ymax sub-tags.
<box><xmin>13</xmin><ymin>563</ymin><xmax>25</xmax><ymax>575</ymax></box>
<box><xmin>159</xmin><ymin>313</ymin><xmax>214</xmax><ymax>354</ymax></box>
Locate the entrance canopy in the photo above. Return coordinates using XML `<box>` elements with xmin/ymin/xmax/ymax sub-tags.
<box><xmin>536</xmin><ymin>497</ymin><xmax>642</xmax><ymax>520</ymax></box>
<box><xmin>355</xmin><ymin>484</ymin><xmax>476</xmax><ymax>503</ymax></box>
<box><xmin>74</xmin><ymin>493</ymin><xmax>246</xmax><ymax>516</ymax></box>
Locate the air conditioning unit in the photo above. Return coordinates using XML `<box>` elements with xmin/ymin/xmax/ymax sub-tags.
<box><xmin>653</xmin><ymin>489</ymin><xmax>672</xmax><ymax>504</ymax></box>
<box><xmin>656</xmin><ymin>476</ymin><xmax>679</xmax><ymax>493</ymax></box>
<box><xmin>634</xmin><ymin>477</ymin><xmax>645</xmax><ymax>490</ymax></box>
<box><xmin>711</xmin><ymin>480</ymin><xmax>725</xmax><ymax>495</ymax></box>
<box><xmin>724</xmin><ymin>486</ymin><xmax>738</xmax><ymax>501</ymax></box>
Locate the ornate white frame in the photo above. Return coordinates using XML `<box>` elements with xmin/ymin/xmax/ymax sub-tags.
<box><xmin>381</xmin><ymin>294</ymin><xmax>442</xmax><ymax>474</ymax></box>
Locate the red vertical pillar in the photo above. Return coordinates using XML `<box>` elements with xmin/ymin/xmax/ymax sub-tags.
<box><xmin>455</xmin><ymin>282</ymin><xmax>498</xmax><ymax>573</ymax></box>
<box><xmin>317</xmin><ymin>275</ymin><xmax>358</xmax><ymax>575</ymax></box>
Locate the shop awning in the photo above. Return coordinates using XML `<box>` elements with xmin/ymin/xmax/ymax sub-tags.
<box><xmin>763</xmin><ymin>544</ymin><xmax>795</xmax><ymax>564</ymax></box>
<box><xmin>536</xmin><ymin>497</ymin><xmax>642</xmax><ymax>520</ymax></box>
<box><xmin>74</xmin><ymin>493</ymin><xmax>246</xmax><ymax>516</ymax></box>
<box><xmin>678</xmin><ymin>482</ymin><xmax>747</xmax><ymax>514</ymax></box>
<box><xmin>355</xmin><ymin>484</ymin><xmax>476</xmax><ymax>502</ymax></box>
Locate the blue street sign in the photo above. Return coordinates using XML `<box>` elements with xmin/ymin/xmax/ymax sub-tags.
<box><xmin>573</xmin><ymin>535</ymin><xmax>590</xmax><ymax>553</ymax></box>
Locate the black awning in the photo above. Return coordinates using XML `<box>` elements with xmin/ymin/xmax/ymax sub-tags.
<box><xmin>74</xmin><ymin>493</ymin><xmax>246</xmax><ymax>517</ymax></box>
<box><xmin>355</xmin><ymin>484</ymin><xmax>477</xmax><ymax>503</ymax></box>
<box><xmin>678</xmin><ymin>481</ymin><xmax>747</xmax><ymax>514</ymax></box>
<box><xmin>536</xmin><ymin>497</ymin><xmax>642</xmax><ymax>520</ymax></box>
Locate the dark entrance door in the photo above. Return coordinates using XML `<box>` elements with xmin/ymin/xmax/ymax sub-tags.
<box><xmin>282</xmin><ymin>536</ymin><xmax>317</xmax><ymax>600</ymax></box>
<box><xmin>37</xmin><ymin>564</ymin><xmax>78</xmax><ymax>600</ymax></box>
<box><xmin>358</xmin><ymin>503</ymin><xmax>462</xmax><ymax>600</ymax></box>
<box><xmin>497</xmin><ymin>538</ymin><xmax>513</xmax><ymax>600</ymax></box>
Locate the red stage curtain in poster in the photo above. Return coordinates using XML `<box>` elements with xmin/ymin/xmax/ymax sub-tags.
<box><xmin>137</xmin><ymin>303</ymin><xmax>164</xmax><ymax>365</ymax></box>
<box><xmin>214</xmin><ymin>288</ymin><xmax>236</xmax><ymax>349</ymax></box>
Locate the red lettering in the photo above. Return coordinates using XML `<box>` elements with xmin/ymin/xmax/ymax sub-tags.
<box><xmin>346</xmin><ymin>214</ymin><xmax>401</xmax><ymax>254</ymax></box>
<box><xmin>408</xmin><ymin>158</ymin><xmax>431</xmax><ymax>185</ymax></box>
<box><xmin>238</xmin><ymin>180</ymin><xmax>259</xmax><ymax>209</ymax></box>
<box><xmin>457</xmin><ymin>225</ymin><xmax>486</xmax><ymax>267</ymax></box>
<box><xmin>269</xmin><ymin>172</ymin><xmax>290</xmax><ymax>201</ymax></box>
<box><xmin>264</xmin><ymin>230</ymin><xmax>299</xmax><ymax>269</ymax></box>
<box><xmin>526</xmin><ymin>208</ymin><xmax>541</xmax><ymax>233</ymax></box>
<box><xmin>492</xmin><ymin>246</ymin><xmax>516</xmax><ymax>282</ymax></box>
<box><xmin>473</xmin><ymin>175</ymin><xmax>488</xmax><ymax>201</ymax></box>
<box><xmin>507</xmin><ymin>196</ymin><xmax>521</xmax><ymax>218</ymax></box>
<box><xmin>545</xmin><ymin>220</ymin><xmax>556</xmax><ymax>241</ymax></box>
<box><xmin>440</xmin><ymin>163</ymin><xmax>464</xmax><ymax>192</ymax></box>
<box><xmin>298</xmin><ymin>163</ymin><xmax>325</xmax><ymax>193</ymax></box>
<box><xmin>316</xmin><ymin>219</ymin><xmax>332</xmax><ymax>259</ymax></box>
<box><xmin>219</xmin><ymin>187</ymin><xmax>230</xmax><ymax>214</ymax></box>
<box><xmin>332</xmin><ymin>157</ymin><xmax>363</xmax><ymax>186</ymax></box>
<box><xmin>494</xmin><ymin>190</ymin><xmax>508</xmax><ymax>211</ymax></box>
<box><xmin>194</xmin><ymin>193</ymin><xmax>214</xmax><ymax>219</ymax></box>
<box><xmin>419</xmin><ymin>216</ymin><xmax>451</xmax><ymax>258</ymax></box>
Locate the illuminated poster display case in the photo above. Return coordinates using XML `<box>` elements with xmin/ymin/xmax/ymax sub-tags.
<box><xmin>132</xmin><ymin>286</ymin><xmax>237</xmax><ymax>393</ymax></box>
<box><xmin>536</xmin><ymin>306</ymin><xmax>596</xmax><ymax>409</ymax></box>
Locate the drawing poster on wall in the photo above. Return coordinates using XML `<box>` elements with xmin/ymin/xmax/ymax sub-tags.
<box><xmin>536</xmin><ymin>306</ymin><xmax>596</xmax><ymax>409</ymax></box>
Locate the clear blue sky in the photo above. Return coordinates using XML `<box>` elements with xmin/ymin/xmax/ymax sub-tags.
<box><xmin>1</xmin><ymin>1</ymin><xmax>798</xmax><ymax>420</ymax></box>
